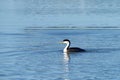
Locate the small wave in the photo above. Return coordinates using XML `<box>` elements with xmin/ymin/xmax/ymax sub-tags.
<box><xmin>25</xmin><ymin>26</ymin><xmax>120</xmax><ymax>30</ymax></box>
<box><xmin>86</xmin><ymin>47</ymin><xmax>120</xmax><ymax>53</ymax></box>
<box><xmin>0</xmin><ymin>32</ymin><xmax>26</xmax><ymax>36</ymax></box>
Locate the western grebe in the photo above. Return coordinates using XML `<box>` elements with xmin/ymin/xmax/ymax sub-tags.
<box><xmin>61</xmin><ymin>39</ymin><xmax>85</xmax><ymax>53</ymax></box>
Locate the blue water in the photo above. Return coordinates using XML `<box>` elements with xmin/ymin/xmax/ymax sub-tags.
<box><xmin>1</xmin><ymin>0</ymin><xmax>120</xmax><ymax>80</ymax></box>
<box><xmin>0</xmin><ymin>29</ymin><xmax>120</xmax><ymax>80</ymax></box>
<box><xmin>1</xmin><ymin>0</ymin><xmax>120</xmax><ymax>28</ymax></box>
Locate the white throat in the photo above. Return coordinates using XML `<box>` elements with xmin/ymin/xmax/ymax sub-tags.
<box><xmin>63</xmin><ymin>42</ymin><xmax>70</xmax><ymax>53</ymax></box>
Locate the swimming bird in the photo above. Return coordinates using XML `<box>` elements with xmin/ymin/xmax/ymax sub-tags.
<box><xmin>61</xmin><ymin>39</ymin><xmax>85</xmax><ymax>53</ymax></box>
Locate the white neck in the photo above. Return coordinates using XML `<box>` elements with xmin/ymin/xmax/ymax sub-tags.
<box><xmin>63</xmin><ymin>42</ymin><xmax>70</xmax><ymax>53</ymax></box>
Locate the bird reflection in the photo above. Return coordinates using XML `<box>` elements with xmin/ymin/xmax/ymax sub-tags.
<box><xmin>63</xmin><ymin>52</ymin><xmax>70</xmax><ymax>62</ymax></box>
<box><xmin>63</xmin><ymin>52</ymin><xmax>70</xmax><ymax>80</ymax></box>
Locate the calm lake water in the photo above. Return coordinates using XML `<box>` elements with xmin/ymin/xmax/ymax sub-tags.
<box><xmin>0</xmin><ymin>29</ymin><xmax>120</xmax><ymax>80</ymax></box>
<box><xmin>1</xmin><ymin>0</ymin><xmax>120</xmax><ymax>80</ymax></box>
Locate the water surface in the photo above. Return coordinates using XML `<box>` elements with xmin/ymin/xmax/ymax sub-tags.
<box><xmin>0</xmin><ymin>29</ymin><xmax>120</xmax><ymax>80</ymax></box>
<box><xmin>1</xmin><ymin>0</ymin><xmax>120</xmax><ymax>79</ymax></box>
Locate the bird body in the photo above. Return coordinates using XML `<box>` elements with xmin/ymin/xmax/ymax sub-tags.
<box><xmin>67</xmin><ymin>47</ymin><xmax>85</xmax><ymax>52</ymax></box>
